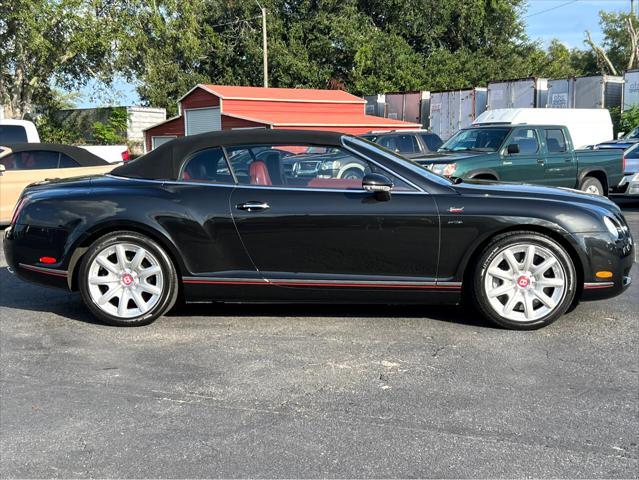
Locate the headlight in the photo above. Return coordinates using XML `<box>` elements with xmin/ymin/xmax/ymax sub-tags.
<box><xmin>321</xmin><ymin>160</ymin><xmax>341</xmax><ymax>170</ymax></box>
<box><xmin>603</xmin><ymin>216</ymin><xmax>621</xmax><ymax>238</ymax></box>
<box><xmin>432</xmin><ymin>163</ymin><xmax>457</xmax><ymax>176</ymax></box>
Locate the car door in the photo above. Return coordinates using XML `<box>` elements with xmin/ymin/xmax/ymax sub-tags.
<box><xmin>0</xmin><ymin>150</ymin><xmax>60</xmax><ymax>223</ymax></box>
<box><xmin>498</xmin><ymin>127</ymin><xmax>546</xmax><ymax>185</ymax></box>
<box><xmin>227</xmin><ymin>143</ymin><xmax>440</xmax><ymax>300</ymax></box>
<box><xmin>542</xmin><ymin>128</ymin><xmax>577</xmax><ymax>188</ymax></box>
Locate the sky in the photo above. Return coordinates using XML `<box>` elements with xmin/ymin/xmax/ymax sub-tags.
<box><xmin>77</xmin><ymin>0</ymin><xmax>634</xmax><ymax>108</ymax></box>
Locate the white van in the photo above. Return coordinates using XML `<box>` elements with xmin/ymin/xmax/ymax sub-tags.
<box><xmin>0</xmin><ymin>119</ymin><xmax>40</xmax><ymax>143</ymax></box>
<box><xmin>473</xmin><ymin>108</ymin><xmax>613</xmax><ymax>149</ymax></box>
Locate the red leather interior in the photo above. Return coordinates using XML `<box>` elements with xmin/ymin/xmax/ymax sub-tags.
<box><xmin>250</xmin><ymin>161</ymin><xmax>272</xmax><ymax>185</ymax></box>
<box><xmin>306</xmin><ymin>178</ymin><xmax>362</xmax><ymax>189</ymax></box>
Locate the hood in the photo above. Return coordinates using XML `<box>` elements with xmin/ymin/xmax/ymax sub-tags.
<box><xmin>452</xmin><ymin>178</ymin><xmax>620</xmax><ymax>212</ymax></box>
<box><xmin>413</xmin><ymin>151</ymin><xmax>485</xmax><ymax>165</ymax></box>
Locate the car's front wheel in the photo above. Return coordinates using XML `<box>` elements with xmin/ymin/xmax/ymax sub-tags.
<box><xmin>78</xmin><ymin>231</ymin><xmax>179</xmax><ymax>326</ymax></box>
<box><xmin>472</xmin><ymin>232</ymin><xmax>577</xmax><ymax>330</ymax></box>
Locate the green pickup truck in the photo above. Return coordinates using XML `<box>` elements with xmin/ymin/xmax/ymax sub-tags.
<box><xmin>417</xmin><ymin>124</ymin><xmax>624</xmax><ymax>196</ymax></box>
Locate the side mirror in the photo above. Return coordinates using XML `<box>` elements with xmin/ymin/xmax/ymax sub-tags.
<box><xmin>506</xmin><ymin>143</ymin><xmax>520</xmax><ymax>155</ymax></box>
<box><xmin>363</xmin><ymin>173</ymin><xmax>393</xmax><ymax>200</ymax></box>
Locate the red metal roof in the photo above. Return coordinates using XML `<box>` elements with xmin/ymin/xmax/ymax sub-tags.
<box><xmin>185</xmin><ymin>84</ymin><xmax>366</xmax><ymax>104</ymax></box>
<box><xmin>223</xmin><ymin>111</ymin><xmax>421</xmax><ymax>129</ymax></box>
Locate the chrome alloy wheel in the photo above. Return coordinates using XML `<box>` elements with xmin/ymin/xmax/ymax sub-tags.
<box><xmin>584</xmin><ymin>184</ymin><xmax>601</xmax><ymax>195</ymax></box>
<box><xmin>483</xmin><ymin>243</ymin><xmax>566</xmax><ymax>323</ymax></box>
<box><xmin>87</xmin><ymin>242</ymin><xmax>164</xmax><ymax>319</ymax></box>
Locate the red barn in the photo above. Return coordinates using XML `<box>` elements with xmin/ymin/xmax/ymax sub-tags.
<box><xmin>144</xmin><ymin>84</ymin><xmax>421</xmax><ymax>152</ymax></box>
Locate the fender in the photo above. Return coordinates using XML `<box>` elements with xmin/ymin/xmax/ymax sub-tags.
<box><xmin>577</xmin><ymin>168</ymin><xmax>608</xmax><ymax>191</ymax></box>
<box><xmin>465</xmin><ymin>169</ymin><xmax>501</xmax><ymax>181</ymax></box>
<box><xmin>65</xmin><ymin>219</ymin><xmax>189</xmax><ymax>290</ymax></box>
<box><xmin>438</xmin><ymin>210</ymin><xmax>590</xmax><ymax>285</ymax></box>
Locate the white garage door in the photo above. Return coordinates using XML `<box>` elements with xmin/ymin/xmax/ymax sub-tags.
<box><xmin>151</xmin><ymin>136</ymin><xmax>176</xmax><ymax>150</ymax></box>
<box><xmin>185</xmin><ymin>107</ymin><xmax>221</xmax><ymax>135</ymax></box>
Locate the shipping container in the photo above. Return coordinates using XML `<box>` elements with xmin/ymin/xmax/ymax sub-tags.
<box><xmin>574</xmin><ymin>75</ymin><xmax>623</xmax><ymax>109</ymax></box>
<box><xmin>383</xmin><ymin>91</ymin><xmax>430</xmax><ymax>127</ymax></box>
<box><xmin>429</xmin><ymin>88</ymin><xmax>487</xmax><ymax>140</ymax></box>
<box><xmin>364</xmin><ymin>94</ymin><xmax>386</xmax><ymax>117</ymax></box>
<box><xmin>623</xmin><ymin>69</ymin><xmax>639</xmax><ymax>110</ymax></box>
<box><xmin>487</xmin><ymin>78</ymin><xmax>548</xmax><ymax>109</ymax></box>
<box><xmin>547</xmin><ymin>78</ymin><xmax>576</xmax><ymax>108</ymax></box>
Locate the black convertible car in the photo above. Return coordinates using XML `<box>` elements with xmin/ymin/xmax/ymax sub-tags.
<box><xmin>4</xmin><ymin>130</ymin><xmax>634</xmax><ymax>329</ymax></box>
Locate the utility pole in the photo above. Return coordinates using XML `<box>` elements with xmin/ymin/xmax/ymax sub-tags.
<box><xmin>632</xmin><ymin>0</ymin><xmax>635</xmax><ymax>15</ymax></box>
<box><xmin>261</xmin><ymin>6</ymin><xmax>268</xmax><ymax>87</ymax></box>
<box><xmin>255</xmin><ymin>1</ymin><xmax>268</xmax><ymax>88</ymax></box>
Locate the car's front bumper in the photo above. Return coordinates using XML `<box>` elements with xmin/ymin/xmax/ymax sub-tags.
<box><xmin>611</xmin><ymin>172</ymin><xmax>639</xmax><ymax>196</ymax></box>
<box><xmin>575</xmin><ymin>226</ymin><xmax>634</xmax><ymax>301</ymax></box>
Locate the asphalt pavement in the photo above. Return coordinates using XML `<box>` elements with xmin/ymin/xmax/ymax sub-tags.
<box><xmin>0</xmin><ymin>202</ymin><xmax>637</xmax><ymax>478</ymax></box>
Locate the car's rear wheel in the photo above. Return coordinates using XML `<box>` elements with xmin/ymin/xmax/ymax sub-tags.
<box><xmin>579</xmin><ymin>176</ymin><xmax>604</xmax><ymax>196</ymax></box>
<box><xmin>79</xmin><ymin>231</ymin><xmax>178</xmax><ymax>326</ymax></box>
<box><xmin>472</xmin><ymin>232</ymin><xmax>577</xmax><ymax>330</ymax></box>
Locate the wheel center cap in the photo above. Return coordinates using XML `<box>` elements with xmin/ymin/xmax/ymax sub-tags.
<box><xmin>121</xmin><ymin>273</ymin><xmax>135</xmax><ymax>286</ymax></box>
<box><xmin>517</xmin><ymin>275</ymin><xmax>531</xmax><ymax>288</ymax></box>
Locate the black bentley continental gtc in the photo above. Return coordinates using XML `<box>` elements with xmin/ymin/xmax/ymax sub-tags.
<box><xmin>4</xmin><ymin>130</ymin><xmax>634</xmax><ymax>329</ymax></box>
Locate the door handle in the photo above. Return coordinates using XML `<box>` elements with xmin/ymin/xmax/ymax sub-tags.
<box><xmin>235</xmin><ymin>201</ymin><xmax>270</xmax><ymax>212</ymax></box>
<box><xmin>537</xmin><ymin>158</ymin><xmax>545</xmax><ymax>165</ymax></box>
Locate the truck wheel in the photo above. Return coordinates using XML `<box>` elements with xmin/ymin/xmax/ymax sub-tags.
<box><xmin>471</xmin><ymin>231</ymin><xmax>577</xmax><ymax>330</ymax></box>
<box><xmin>78</xmin><ymin>231</ymin><xmax>179</xmax><ymax>327</ymax></box>
<box><xmin>579</xmin><ymin>176</ymin><xmax>604</xmax><ymax>196</ymax></box>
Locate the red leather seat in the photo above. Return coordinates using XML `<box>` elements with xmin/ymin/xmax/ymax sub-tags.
<box><xmin>249</xmin><ymin>160</ymin><xmax>272</xmax><ymax>185</ymax></box>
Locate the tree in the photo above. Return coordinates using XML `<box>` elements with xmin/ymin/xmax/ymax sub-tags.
<box><xmin>0</xmin><ymin>0</ymin><xmax>123</xmax><ymax>119</ymax></box>
<box><xmin>585</xmin><ymin>11</ymin><xmax>639</xmax><ymax>75</ymax></box>
<box><xmin>119</xmin><ymin>0</ymin><xmax>540</xmax><ymax>106</ymax></box>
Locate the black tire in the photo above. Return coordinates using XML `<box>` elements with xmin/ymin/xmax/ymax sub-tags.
<box><xmin>78</xmin><ymin>231</ymin><xmax>179</xmax><ymax>327</ymax></box>
<box><xmin>471</xmin><ymin>231</ymin><xmax>577</xmax><ymax>330</ymax></box>
<box><xmin>579</xmin><ymin>176</ymin><xmax>604</xmax><ymax>196</ymax></box>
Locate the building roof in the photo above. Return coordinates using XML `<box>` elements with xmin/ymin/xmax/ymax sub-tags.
<box><xmin>223</xmin><ymin>111</ymin><xmax>422</xmax><ymax>129</ymax></box>
<box><xmin>179</xmin><ymin>84</ymin><xmax>366</xmax><ymax>104</ymax></box>
<box><xmin>114</xmin><ymin>129</ymin><xmax>346</xmax><ymax>180</ymax></box>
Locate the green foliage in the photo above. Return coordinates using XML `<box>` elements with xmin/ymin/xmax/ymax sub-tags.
<box><xmin>620</xmin><ymin>106</ymin><xmax>639</xmax><ymax>135</ymax></box>
<box><xmin>34</xmin><ymin>89</ymin><xmax>83</xmax><ymax>144</ymax></box>
<box><xmin>91</xmin><ymin>108</ymin><xmax>128</xmax><ymax>145</ymax></box>
<box><xmin>598</xmin><ymin>11</ymin><xmax>639</xmax><ymax>73</ymax></box>
<box><xmin>0</xmin><ymin>0</ymin><xmax>124</xmax><ymax>118</ymax></box>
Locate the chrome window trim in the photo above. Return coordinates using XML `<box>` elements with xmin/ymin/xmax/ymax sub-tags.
<box><xmin>106</xmin><ymin>174</ymin><xmax>426</xmax><ymax>194</ymax></box>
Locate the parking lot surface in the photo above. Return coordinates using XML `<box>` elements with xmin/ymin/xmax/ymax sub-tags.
<box><xmin>1</xmin><ymin>202</ymin><xmax>638</xmax><ymax>478</ymax></box>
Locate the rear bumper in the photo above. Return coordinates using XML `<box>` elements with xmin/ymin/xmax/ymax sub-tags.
<box><xmin>3</xmin><ymin>225</ymin><xmax>70</xmax><ymax>290</ymax></box>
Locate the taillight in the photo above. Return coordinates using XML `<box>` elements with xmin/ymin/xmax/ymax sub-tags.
<box><xmin>121</xmin><ymin>150</ymin><xmax>130</xmax><ymax>161</ymax></box>
<box><xmin>10</xmin><ymin>196</ymin><xmax>27</xmax><ymax>226</ymax></box>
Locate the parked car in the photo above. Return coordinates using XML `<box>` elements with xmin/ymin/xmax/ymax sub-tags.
<box><xmin>4</xmin><ymin>130</ymin><xmax>633</xmax><ymax>330</ymax></box>
<box><xmin>0</xmin><ymin>119</ymin><xmax>129</xmax><ymax>163</ymax></box>
<box><xmin>360</xmin><ymin>130</ymin><xmax>443</xmax><ymax>158</ymax></box>
<box><xmin>420</xmin><ymin>124</ymin><xmax>624</xmax><ymax>196</ymax></box>
<box><xmin>0</xmin><ymin>143</ymin><xmax>116</xmax><ymax>224</ymax></box>
<box><xmin>610</xmin><ymin>142</ymin><xmax>639</xmax><ymax>198</ymax></box>
<box><xmin>473</xmin><ymin>108</ymin><xmax>613</xmax><ymax>149</ymax></box>
<box><xmin>0</xmin><ymin>119</ymin><xmax>40</xmax><ymax>143</ymax></box>
<box><xmin>594</xmin><ymin>125</ymin><xmax>639</xmax><ymax>150</ymax></box>
<box><xmin>79</xmin><ymin>145</ymin><xmax>130</xmax><ymax>163</ymax></box>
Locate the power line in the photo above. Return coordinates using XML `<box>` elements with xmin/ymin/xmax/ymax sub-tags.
<box><xmin>524</xmin><ymin>0</ymin><xmax>580</xmax><ymax>19</ymax></box>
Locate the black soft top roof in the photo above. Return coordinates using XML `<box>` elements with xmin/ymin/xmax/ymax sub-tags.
<box><xmin>112</xmin><ymin>129</ymin><xmax>347</xmax><ymax>180</ymax></box>
<box><xmin>3</xmin><ymin>143</ymin><xmax>109</xmax><ymax>166</ymax></box>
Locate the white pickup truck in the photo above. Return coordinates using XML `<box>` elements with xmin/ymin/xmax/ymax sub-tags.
<box><xmin>0</xmin><ymin>119</ymin><xmax>128</xmax><ymax>163</ymax></box>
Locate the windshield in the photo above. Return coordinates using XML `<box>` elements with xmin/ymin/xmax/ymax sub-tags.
<box><xmin>439</xmin><ymin>127</ymin><xmax>511</xmax><ymax>152</ymax></box>
<box><xmin>624</xmin><ymin>126</ymin><xmax>639</xmax><ymax>139</ymax></box>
